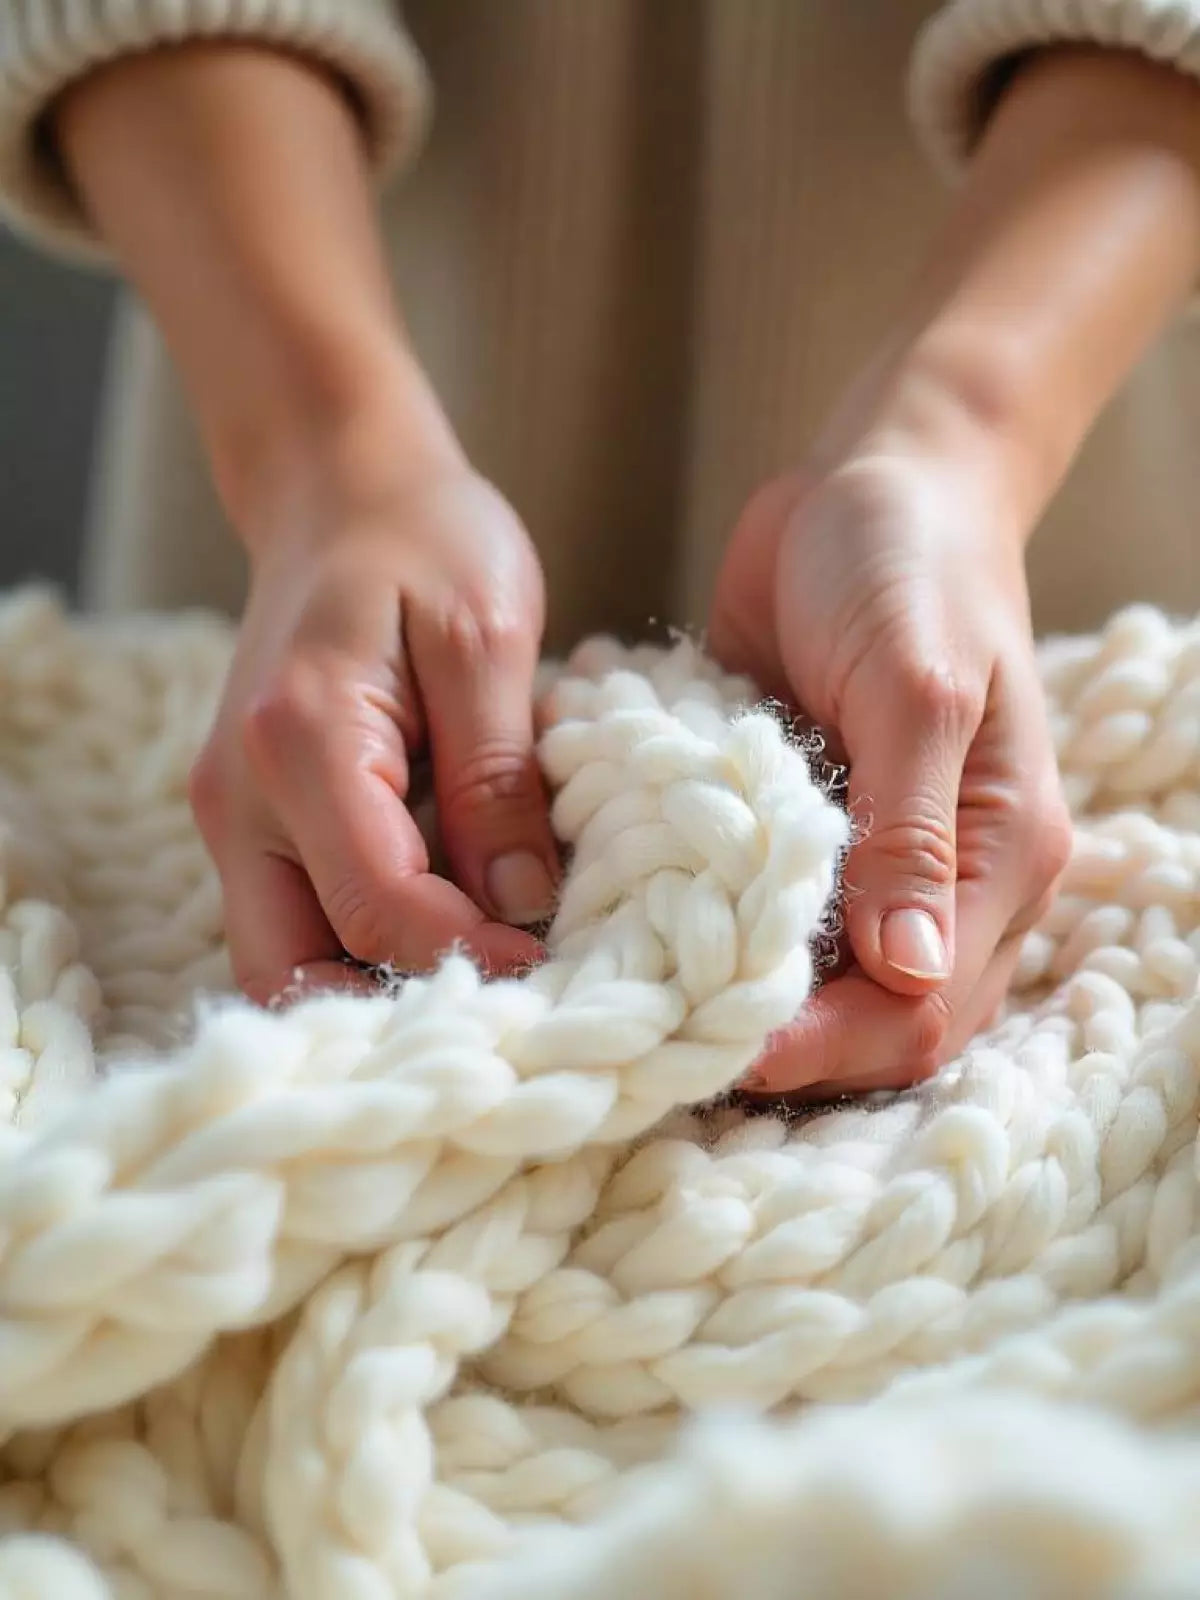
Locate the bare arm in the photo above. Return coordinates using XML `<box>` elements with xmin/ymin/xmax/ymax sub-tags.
<box><xmin>714</xmin><ymin>44</ymin><xmax>1200</xmax><ymax>1095</ymax></box>
<box><xmin>830</xmin><ymin>44</ymin><xmax>1200</xmax><ymax>532</ymax></box>
<box><xmin>55</xmin><ymin>42</ymin><xmax>460</xmax><ymax>547</ymax></box>
<box><xmin>54</xmin><ymin>45</ymin><xmax>558</xmax><ymax>997</ymax></box>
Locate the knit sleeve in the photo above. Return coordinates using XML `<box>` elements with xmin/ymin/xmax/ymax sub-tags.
<box><xmin>909</xmin><ymin>0</ymin><xmax>1200</xmax><ymax>180</ymax></box>
<box><xmin>0</xmin><ymin>0</ymin><xmax>431</xmax><ymax>263</ymax></box>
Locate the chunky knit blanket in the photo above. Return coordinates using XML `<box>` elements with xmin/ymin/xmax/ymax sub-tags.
<box><xmin>0</xmin><ymin>588</ymin><xmax>1197</xmax><ymax>1599</ymax></box>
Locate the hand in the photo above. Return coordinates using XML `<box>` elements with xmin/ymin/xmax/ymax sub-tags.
<box><xmin>53</xmin><ymin>44</ymin><xmax>563</xmax><ymax>1004</ymax></box>
<box><xmin>189</xmin><ymin>463</ymin><xmax>559</xmax><ymax>1003</ymax></box>
<box><xmin>709</xmin><ymin>421</ymin><xmax>1073</xmax><ymax>1098</ymax></box>
<box><xmin>707</xmin><ymin>35</ymin><xmax>1200</xmax><ymax>1100</ymax></box>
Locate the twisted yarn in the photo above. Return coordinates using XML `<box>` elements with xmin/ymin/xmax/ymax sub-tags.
<box><xmin>0</xmin><ymin>590</ymin><xmax>1195</xmax><ymax>1597</ymax></box>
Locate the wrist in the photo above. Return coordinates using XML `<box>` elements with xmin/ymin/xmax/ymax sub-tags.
<box><xmin>816</xmin><ymin>45</ymin><xmax>1200</xmax><ymax>543</ymax></box>
<box><xmin>807</xmin><ymin>323</ymin><xmax>1057</xmax><ymax>548</ymax></box>
<box><xmin>878</xmin><ymin>321</ymin><xmax>1072</xmax><ymax>531</ymax></box>
<box><xmin>210</xmin><ymin>336</ymin><xmax>467</xmax><ymax>557</ymax></box>
<box><xmin>57</xmin><ymin>43</ymin><xmax>465</xmax><ymax>554</ymax></box>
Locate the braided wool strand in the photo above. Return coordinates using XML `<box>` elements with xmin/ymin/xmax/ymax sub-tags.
<box><xmin>0</xmin><ymin>590</ymin><xmax>1195</xmax><ymax>1597</ymax></box>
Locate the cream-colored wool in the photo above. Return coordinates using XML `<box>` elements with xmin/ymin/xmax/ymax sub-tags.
<box><xmin>0</xmin><ymin>590</ymin><xmax>1196</xmax><ymax>1598</ymax></box>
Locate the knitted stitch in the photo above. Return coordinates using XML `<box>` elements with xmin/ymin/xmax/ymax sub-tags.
<box><xmin>0</xmin><ymin>589</ymin><xmax>1196</xmax><ymax>1598</ymax></box>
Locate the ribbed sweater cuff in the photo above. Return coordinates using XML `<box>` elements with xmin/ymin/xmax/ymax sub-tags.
<box><xmin>0</xmin><ymin>0</ymin><xmax>431</xmax><ymax>264</ymax></box>
<box><xmin>910</xmin><ymin>0</ymin><xmax>1200</xmax><ymax>179</ymax></box>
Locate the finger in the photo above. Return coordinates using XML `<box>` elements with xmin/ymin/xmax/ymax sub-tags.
<box><xmin>839</xmin><ymin>662</ymin><xmax>986</xmax><ymax>996</ymax></box>
<box><xmin>957</xmin><ymin>652</ymin><xmax>1073</xmax><ymax>903</ymax></box>
<box><xmin>294</xmin><ymin>760</ymin><xmax>538</xmax><ymax>974</ymax></box>
<box><xmin>750</xmin><ymin>929</ymin><xmax>1022</xmax><ymax>1101</ymax></box>
<box><xmin>748</xmin><ymin>968</ymin><xmax>953</xmax><ymax>1096</ymax></box>
<box><xmin>747</xmin><ymin>655</ymin><xmax>1066</xmax><ymax>1097</ymax></box>
<box><xmin>706</xmin><ymin>474</ymin><xmax>810</xmax><ymax>703</ymax></box>
<box><xmin>247</xmin><ymin>680</ymin><xmax>539</xmax><ymax>974</ymax></box>
<box><xmin>219</xmin><ymin>847</ymin><xmax>378</xmax><ymax>1006</ymax></box>
<box><xmin>408</xmin><ymin>601</ymin><xmax>560</xmax><ymax>929</ymax></box>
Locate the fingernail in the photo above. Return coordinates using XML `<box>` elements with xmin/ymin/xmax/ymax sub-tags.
<box><xmin>880</xmin><ymin>908</ymin><xmax>948</xmax><ymax>979</ymax></box>
<box><xmin>486</xmin><ymin>851</ymin><xmax>555</xmax><ymax>926</ymax></box>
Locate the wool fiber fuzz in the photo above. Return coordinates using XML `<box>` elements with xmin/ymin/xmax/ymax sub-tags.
<box><xmin>0</xmin><ymin>589</ymin><xmax>1196</xmax><ymax>1598</ymax></box>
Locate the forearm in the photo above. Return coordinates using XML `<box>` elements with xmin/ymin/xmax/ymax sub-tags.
<box><xmin>831</xmin><ymin>46</ymin><xmax>1200</xmax><ymax>527</ymax></box>
<box><xmin>55</xmin><ymin>43</ymin><xmax>458</xmax><ymax>549</ymax></box>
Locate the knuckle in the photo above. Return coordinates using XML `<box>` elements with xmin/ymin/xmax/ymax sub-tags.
<box><xmin>781</xmin><ymin>996</ymin><xmax>844</xmax><ymax>1086</ymax></box>
<box><xmin>240</xmin><ymin>661</ymin><xmax>325</xmax><ymax>772</ymax></box>
<box><xmin>895</xmin><ymin>659</ymin><xmax>982</xmax><ymax>732</ymax></box>
<box><xmin>321</xmin><ymin>876</ymin><xmax>393</xmax><ymax>964</ymax></box>
<box><xmin>860</xmin><ymin>815</ymin><xmax>957</xmax><ymax>891</ymax></box>
<box><xmin>435</xmin><ymin>595</ymin><xmax>531</xmax><ymax>666</ymax></box>
<box><xmin>906</xmin><ymin>989</ymin><xmax>954</xmax><ymax>1066</ymax></box>
<box><xmin>441</xmin><ymin>739</ymin><xmax>541</xmax><ymax>818</ymax></box>
<box><xmin>1008</xmin><ymin>794</ymin><xmax>1073</xmax><ymax>935</ymax></box>
<box><xmin>1029</xmin><ymin>793</ymin><xmax>1074</xmax><ymax>888</ymax></box>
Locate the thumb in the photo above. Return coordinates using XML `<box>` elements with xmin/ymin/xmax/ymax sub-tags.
<box><xmin>840</xmin><ymin>668</ymin><xmax>982</xmax><ymax>995</ymax></box>
<box><xmin>409</xmin><ymin>605</ymin><xmax>560</xmax><ymax>929</ymax></box>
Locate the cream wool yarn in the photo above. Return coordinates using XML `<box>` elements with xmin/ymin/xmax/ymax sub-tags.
<box><xmin>0</xmin><ymin>592</ymin><xmax>1196</xmax><ymax>1598</ymax></box>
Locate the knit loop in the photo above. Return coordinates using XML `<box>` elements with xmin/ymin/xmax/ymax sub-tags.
<box><xmin>0</xmin><ymin>592</ymin><xmax>1196</xmax><ymax>1596</ymax></box>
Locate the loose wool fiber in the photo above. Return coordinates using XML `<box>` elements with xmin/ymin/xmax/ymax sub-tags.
<box><xmin>0</xmin><ymin>589</ymin><xmax>1195</xmax><ymax>1598</ymax></box>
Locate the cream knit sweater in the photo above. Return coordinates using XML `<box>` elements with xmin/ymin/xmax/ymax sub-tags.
<box><xmin>1</xmin><ymin>0</ymin><xmax>1199</xmax><ymax>645</ymax></box>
